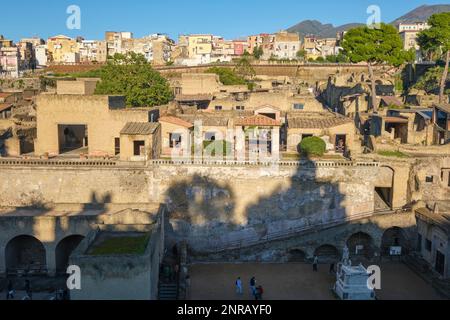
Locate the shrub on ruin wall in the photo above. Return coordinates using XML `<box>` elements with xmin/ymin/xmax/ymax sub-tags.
<box><xmin>299</xmin><ymin>137</ymin><xmax>326</xmax><ymax>157</ymax></box>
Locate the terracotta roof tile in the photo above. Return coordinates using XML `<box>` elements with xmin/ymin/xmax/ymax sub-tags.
<box><xmin>381</xmin><ymin>96</ymin><xmax>403</xmax><ymax>107</ymax></box>
<box><xmin>159</xmin><ymin>116</ymin><xmax>194</xmax><ymax>128</ymax></box>
<box><xmin>288</xmin><ymin>115</ymin><xmax>352</xmax><ymax>129</ymax></box>
<box><xmin>0</xmin><ymin>103</ymin><xmax>13</xmax><ymax>112</ymax></box>
<box><xmin>234</xmin><ymin>115</ymin><xmax>281</xmax><ymax>127</ymax></box>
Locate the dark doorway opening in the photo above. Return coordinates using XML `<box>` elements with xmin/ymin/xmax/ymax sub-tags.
<box><xmin>134</xmin><ymin>140</ymin><xmax>145</xmax><ymax>156</ymax></box>
<box><xmin>435</xmin><ymin>250</ymin><xmax>445</xmax><ymax>275</ymax></box>
<box><xmin>55</xmin><ymin>235</ymin><xmax>85</xmax><ymax>274</ymax></box>
<box><xmin>5</xmin><ymin>235</ymin><xmax>47</xmax><ymax>274</ymax></box>
<box><xmin>58</xmin><ymin>124</ymin><xmax>88</xmax><ymax>154</ymax></box>
<box><xmin>115</xmin><ymin>138</ymin><xmax>120</xmax><ymax>155</ymax></box>
<box><xmin>288</xmin><ymin>249</ymin><xmax>306</xmax><ymax>262</ymax></box>
<box><xmin>335</xmin><ymin>135</ymin><xmax>347</xmax><ymax>153</ymax></box>
<box><xmin>314</xmin><ymin>245</ymin><xmax>339</xmax><ymax>263</ymax></box>
<box><xmin>381</xmin><ymin>227</ymin><xmax>408</xmax><ymax>256</ymax></box>
<box><xmin>375</xmin><ymin>187</ymin><xmax>392</xmax><ymax>210</ymax></box>
<box><xmin>347</xmin><ymin>232</ymin><xmax>374</xmax><ymax>258</ymax></box>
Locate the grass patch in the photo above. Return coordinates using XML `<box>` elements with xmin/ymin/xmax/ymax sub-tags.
<box><xmin>89</xmin><ymin>234</ymin><xmax>150</xmax><ymax>256</ymax></box>
<box><xmin>377</xmin><ymin>150</ymin><xmax>409</xmax><ymax>158</ymax></box>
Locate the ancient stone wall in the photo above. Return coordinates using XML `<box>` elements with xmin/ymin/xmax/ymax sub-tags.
<box><xmin>0</xmin><ymin>160</ymin><xmax>415</xmax><ymax>253</ymax></box>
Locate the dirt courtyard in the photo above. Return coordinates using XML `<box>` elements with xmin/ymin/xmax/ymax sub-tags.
<box><xmin>188</xmin><ymin>262</ymin><xmax>445</xmax><ymax>300</ymax></box>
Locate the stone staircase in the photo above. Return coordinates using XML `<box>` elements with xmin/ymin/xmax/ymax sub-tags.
<box><xmin>158</xmin><ymin>283</ymin><xmax>178</xmax><ymax>300</ymax></box>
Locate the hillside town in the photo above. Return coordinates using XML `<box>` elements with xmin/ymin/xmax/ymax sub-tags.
<box><xmin>0</xmin><ymin>3</ymin><xmax>449</xmax><ymax>305</ymax></box>
<box><xmin>0</xmin><ymin>20</ymin><xmax>433</xmax><ymax>76</ymax></box>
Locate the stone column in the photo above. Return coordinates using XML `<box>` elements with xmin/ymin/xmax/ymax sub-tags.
<box><xmin>271</xmin><ymin>127</ymin><xmax>280</xmax><ymax>161</ymax></box>
<box><xmin>45</xmin><ymin>244</ymin><xmax>57</xmax><ymax>276</ymax></box>
<box><xmin>0</xmin><ymin>245</ymin><xmax>6</xmax><ymax>276</ymax></box>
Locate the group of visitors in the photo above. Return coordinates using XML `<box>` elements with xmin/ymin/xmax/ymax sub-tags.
<box><xmin>5</xmin><ymin>279</ymin><xmax>32</xmax><ymax>300</ymax></box>
<box><xmin>235</xmin><ymin>276</ymin><xmax>264</xmax><ymax>300</ymax></box>
<box><xmin>312</xmin><ymin>255</ymin><xmax>337</xmax><ymax>274</ymax></box>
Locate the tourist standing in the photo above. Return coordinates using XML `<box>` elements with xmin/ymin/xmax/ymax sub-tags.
<box><xmin>256</xmin><ymin>285</ymin><xmax>264</xmax><ymax>300</ymax></box>
<box><xmin>25</xmin><ymin>280</ymin><xmax>32</xmax><ymax>300</ymax></box>
<box><xmin>235</xmin><ymin>277</ymin><xmax>243</xmax><ymax>295</ymax></box>
<box><xmin>6</xmin><ymin>280</ymin><xmax>14</xmax><ymax>300</ymax></box>
<box><xmin>249</xmin><ymin>277</ymin><xmax>256</xmax><ymax>296</ymax></box>
<box><xmin>329</xmin><ymin>262</ymin><xmax>335</xmax><ymax>274</ymax></box>
<box><xmin>313</xmin><ymin>255</ymin><xmax>319</xmax><ymax>272</ymax></box>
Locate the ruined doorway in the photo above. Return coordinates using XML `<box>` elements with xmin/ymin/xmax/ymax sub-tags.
<box><xmin>347</xmin><ymin>232</ymin><xmax>374</xmax><ymax>258</ymax></box>
<box><xmin>375</xmin><ymin>187</ymin><xmax>392</xmax><ymax>210</ymax></box>
<box><xmin>435</xmin><ymin>250</ymin><xmax>445</xmax><ymax>276</ymax></box>
<box><xmin>314</xmin><ymin>245</ymin><xmax>339</xmax><ymax>263</ymax></box>
<box><xmin>288</xmin><ymin>249</ymin><xmax>306</xmax><ymax>262</ymax></box>
<box><xmin>335</xmin><ymin>135</ymin><xmax>347</xmax><ymax>153</ymax></box>
<box><xmin>5</xmin><ymin>235</ymin><xmax>47</xmax><ymax>273</ymax></box>
<box><xmin>133</xmin><ymin>140</ymin><xmax>145</xmax><ymax>156</ymax></box>
<box><xmin>58</xmin><ymin>124</ymin><xmax>88</xmax><ymax>154</ymax></box>
<box><xmin>55</xmin><ymin>235</ymin><xmax>85</xmax><ymax>274</ymax></box>
<box><xmin>381</xmin><ymin>227</ymin><xmax>408</xmax><ymax>256</ymax></box>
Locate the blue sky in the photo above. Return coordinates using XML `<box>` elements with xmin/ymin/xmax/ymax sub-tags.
<box><xmin>0</xmin><ymin>0</ymin><xmax>447</xmax><ymax>41</ymax></box>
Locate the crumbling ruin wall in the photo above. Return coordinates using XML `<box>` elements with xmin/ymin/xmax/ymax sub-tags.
<box><xmin>409</xmin><ymin>157</ymin><xmax>450</xmax><ymax>211</ymax></box>
<box><xmin>0</xmin><ymin>162</ymin><xmax>401</xmax><ymax>252</ymax></box>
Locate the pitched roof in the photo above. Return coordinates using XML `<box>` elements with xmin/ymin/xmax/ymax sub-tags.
<box><xmin>381</xmin><ymin>96</ymin><xmax>403</xmax><ymax>107</ymax></box>
<box><xmin>234</xmin><ymin>114</ymin><xmax>281</xmax><ymax>127</ymax></box>
<box><xmin>0</xmin><ymin>92</ymin><xmax>14</xmax><ymax>99</ymax></box>
<box><xmin>288</xmin><ymin>114</ymin><xmax>352</xmax><ymax>129</ymax></box>
<box><xmin>383</xmin><ymin>116</ymin><xmax>409</xmax><ymax>124</ymax></box>
<box><xmin>0</xmin><ymin>103</ymin><xmax>13</xmax><ymax>112</ymax></box>
<box><xmin>120</xmin><ymin>122</ymin><xmax>160</xmax><ymax>135</ymax></box>
<box><xmin>159</xmin><ymin>116</ymin><xmax>194</xmax><ymax>129</ymax></box>
<box><xmin>435</xmin><ymin>103</ymin><xmax>450</xmax><ymax>114</ymax></box>
<box><xmin>175</xmin><ymin>94</ymin><xmax>213</xmax><ymax>102</ymax></box>
<box><xmin>178</xmin><ymin>114</ymin><xmax>229</xmax><ymax>127</ymax></box>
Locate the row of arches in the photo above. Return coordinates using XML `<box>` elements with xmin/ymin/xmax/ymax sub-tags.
<box><xmin>5</xmin><ymin>235</ymin><xmax>85</xmax><ymax>274</ymax></box>
<box><xmin>288</xmin><ymin>227</ymin><xmax>409</xmax><ymax>262</ymax></box>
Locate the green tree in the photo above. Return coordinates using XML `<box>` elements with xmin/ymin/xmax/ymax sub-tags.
<box><xmin>413</xmin><ymin>66</ymin><xmax>450</xmax><ymax>94</ymax></box>
<box><xmin>206</xmin><ymin>67</ymin><xmax>246</xmax><ymax>85</ymax></box>
<box><xmin>342</xmin><ymin>23</ymin><xmax>414</xmax><ymax>112</ymax></box>
<box><xmin>296</xmin><ymin>49</ymin><xmax>307</xmax><ymax>61</ymax></box>
<box><xmin>418</xmin><ymin>12</ymin><xmax>450</xmax><ymax>103</ymax></box>
<box><xmin>253</xmin><ymin>46</ymin><xmax>264</xmax><ymax>60</ymax></box>
<box><xmin>325</xmin><ymin>52</ymin><xmax>349</xmax><ymax>63</ymax></box>
<box><xmin>95</xmin><ymin>52</ymin><xmax>173</xmax><ymax>107</ymax></box>
<box><xmin>234</xmin><ymin>57</ymin><xmax>256</xmax><ymax>80</ymax></box>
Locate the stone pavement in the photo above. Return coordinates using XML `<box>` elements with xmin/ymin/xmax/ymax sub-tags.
<box><xmin>188</xmin><ymin>262</ymin><xmax>445</xmax><ymax>300</ymax></box>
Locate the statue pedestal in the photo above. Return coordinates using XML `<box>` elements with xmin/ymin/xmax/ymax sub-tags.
<box><xmin>333</xmin><ymin>263</ymin><xmax>375</xmax><ymax>300</ymax></box>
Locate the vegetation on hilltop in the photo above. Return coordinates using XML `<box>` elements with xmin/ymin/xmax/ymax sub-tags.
<box><xmin>418</xmin><ymin>12</ymin><xmax>450</xmax><ymax>103</ymax></box>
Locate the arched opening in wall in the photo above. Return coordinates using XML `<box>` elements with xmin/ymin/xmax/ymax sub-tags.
<box><xmin>314</xmin><ymin>245</ymin><xmax>339</xmax><ymax>263</ymax></box>
<box><xmin>5</xmin><ymin>235</ymin><xmax>47</xmax><ymax>275</ymax></box>
<box><xmin>381</xmin><ymin>227</ymin><xmax>408</xmax><ymax>256</ymax></box>
<box><xmin>347</xmin><ymin>232</ymin><xmax>374</xmax><ymax>259</ymax></box>
<box><xmin>287</xmin><ymin>249</ymin><xmax>306</xmax><ymax>262</ymax></box>
<box><xmin>55</xmin><ymin>235</ymin><xmax>85</xmax><ymax>274</ymax></box>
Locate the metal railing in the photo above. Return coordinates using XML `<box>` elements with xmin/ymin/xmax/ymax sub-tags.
<box><xmin>190</xmin><ymin>208</ymin><xmax>402</xmax><ymax>253</ymax></box>
<box><xmin>149</xmin><ymin>159</ymin><xmax>379</xmax><ymax>168</ymax></box>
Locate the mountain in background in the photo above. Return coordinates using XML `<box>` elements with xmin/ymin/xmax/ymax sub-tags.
<box><xmin>391</xmin><ymin>4</ymin><xmax>450</xmax><ymax>25</ymax></box>
<box><xmin>287</xmin><ymin>4</ymin><xmax>450</xmax><ymax>39</ymax></box>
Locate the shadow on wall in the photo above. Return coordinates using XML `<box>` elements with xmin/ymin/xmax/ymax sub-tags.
<box><xmin>0</xmin><ymin>191</ymin><xmax>113</xmax><ymax>282</ymax></box>
<box><xmin>165</xmin><ymin>159</ymin><xmax>338</xmax><ymax>261</ymax></box>
<box><xmin>163</xmin><ymin>157</ymin><xmax>417</xmax><ymax>263</ymax></box>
